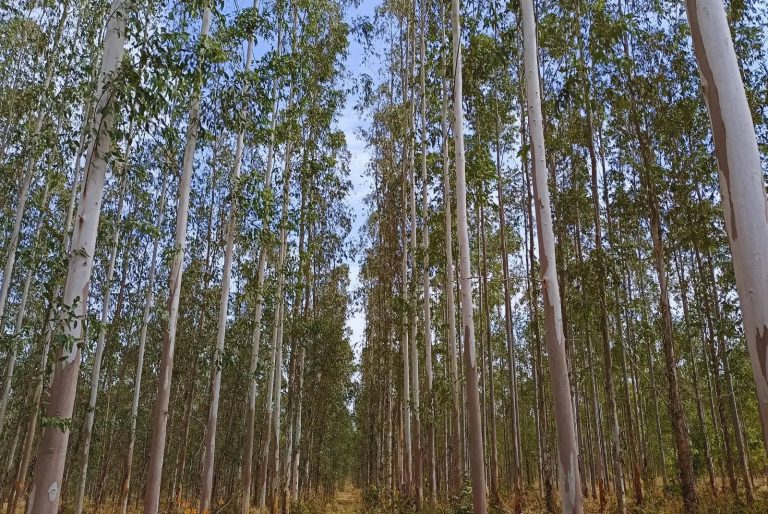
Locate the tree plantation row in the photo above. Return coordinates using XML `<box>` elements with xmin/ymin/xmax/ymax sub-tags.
<box><xmin>0</xmin><ymin>1</ymin><xmax>767</xmax><ymax>514</ymax></box>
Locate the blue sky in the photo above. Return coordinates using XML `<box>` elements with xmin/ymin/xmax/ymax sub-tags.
<box><xmin>224</xmin><ymin>0</ymin><xmax>380</xmax><ymax>359</ymax></box>
<box><xmin>340</xmin><ymin>0</ymin><xmax>380</xmax><ymax>360</ymax></box>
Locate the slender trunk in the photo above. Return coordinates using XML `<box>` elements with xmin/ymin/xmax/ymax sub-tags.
<box><xmin>675</xmin><ymin>253</ymin><xmax>717</xmax><ymax>495</ymax></box>
<box><xmin>703</xmin><ymin>249</ymin><xmax>753</xmax><ymax>499</ymax></box>
<box><xmin>451</xmin><ymin>1</ymin><xmax>487</xmax><ymax>510</ymax></box>
<box><xmin>119</xmin><ymin>165</ymin><xmax>169</xmax><ymax>514</ymax></box>
<box><xmin>647</xmin><ymin>313</ymin><xmax>669</xmax><ymax>488</ymax></box>
<box><xmin>479</xmin><ymin>201</ymin><xmax>500</xmax><ymax>507</ymax></box>
<box><xmin>400</xmin><ymin>177</ymin><xmax>412</xmax><ymax>495</ymax></box>
<box><xmin>574</xmin><ymin>213</ymin><xmax>606</xmax><ymax>507</ymax></box>
<box><xmin>262</xmin><ymin>132</ymin><xmax>294</xmax><ymax>513</ymax></box>
<box><xmin>199</xmin><ymin>2</ymin><xmax>258</xmax><ymax>507</ymax></box>
<box><xmin>409</xmin><ymin>102</ymin><xmax>423</xmax><ymax>514</ymax></box>
<box><xmin>419</xmin><ymin>0</ymin><xmax>436</xmax><ymax>500</ymax></box>
<box><xmin>400</xmin><ymin>22</ymin><xmax>413</xmax><ymax>491</ymax></box>
<box><xmin>523</xmin><ymin>158</ymin><xmax>545</xmax><ymax>498</ymax></box>
<box><xmin>640</xmin><ymin>160</ymin><xmax>697</xmax><ymax>511</ymax></box>
<box><xmin>259</xmin><ymin>323</ymin><xmax>279</xmax><ymax>511</ymax></box>
<box><xmin>577</xmin><ymin>6</ymin><xmax>626</xmax><ymax>505</ymax></box>
<box><xmin>520</xmin><ymin>0</ymin><xmax>583</xmax><ymax>510</ymax></box>
<box><xmin>495</xmin><ymin>105</ymin><xmax>521</xmax><ymax>511</ymax></box>
<box><xmin>0</xmin><ymin>2</ymin><xmax>69</xmax><ymax>327</ymax></box>
<box><xmin>440</xmin><ymin>5</ymin><xmax>462</xmax><ymax>494</ymax></box>
<box><xmin>290</xmin><ymin>344</ymin><xmax>305</xmax><ymax>501</ymax></box>
<box><xmin>0</xmin><ymin>182</ymin><xmax>50</xmax><ymax>436</ymax></box>
<box><xmin>242</xmin><ymin>21</ymin><xmax>283</xmax><ymax>513</ymax></box>
<box><xmin>73</xmin><ymin>175</ymin><xmax>128</xmax><ymax>514</ymax></box>
<box><xmin>28</xmin><ymin>3</ymin><xmax>126</xmax><ymax>511</ymax></box>
<box><xmin>144</xmin><ymin>9</ymin><xmax>211</xmax><ymax>514</ymax></box>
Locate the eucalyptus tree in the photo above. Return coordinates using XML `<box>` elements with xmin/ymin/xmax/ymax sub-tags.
<box><xmin>439</xmin><ymin>7</ymin><xmax>463</xmax><ymax>494</ymax></box>
<box><xmin>418</xmin><ymin>0</ymin><xmax>436</xmax><ymax>500</ymax></box>
<box><xmin>73</xmin><ymin>172</ymin><xmax>128</xmax><ymax>514</ymax></box>
<box><xmin>27</xmin><ymin>1</ymin><xmax>128</xmax><ymax>511</ymax></box>
<box><xmin>451</xmin><ymin>0</ymin><xmax>487</xmax><ymax>511</ymax></box>
<box><xmin>519</xmin><ymin>0</ymin><xmax>583</xmax><ymax>511</ymax></box>
<box><xmin>567</xmin><ymin>4</ymin><xmax>628</xmax><ymax>509</ymax></box>
<box><xmin>120</xmin><ymin>161</ymin><xmax>168</xmax><ymax>514</ymax></box>
<box><xmin>198</xmin><ymin>1</ymin><xmax>260</xmax><ymax>511</ymax></box>
<box><xmin>241</xmin><ymin>5</ymin><xmax>284</xmax><ymax>512</ymax></box>
<box><xmin>144</xmin><ymin>7</ymin><xmax>212</xmax><ymax>514</ymax></box>
<box><xmin>0</xmin><ymin>2</ymin><xmax>69</xmax><ymax>330</ymax></box>
<box><xmin>685</xmin><ymin>0</ymin><xmax>768</xmax><ymax>457</ymax></box>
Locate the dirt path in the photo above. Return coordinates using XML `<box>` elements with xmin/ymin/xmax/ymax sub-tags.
<box><xmin>329</xmin><ymin>485</ymin><xmax>362</xmax><ymax>513</ymax></box>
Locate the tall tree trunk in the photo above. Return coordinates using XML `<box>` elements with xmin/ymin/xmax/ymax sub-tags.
<box><xmin>405</xmin><ymin>15</ymin><xmax>423</xmax><ymax>507</ymax></box>
<box><xmin>519</xmin><ymin>0</ymin><xmax>583</xmax><ymax>510</ymax></box>
<box><xmin>400</xmin><ymin>173</ymin><xmax>412</xmax><ymax>496</ymax></box>
<box><xmin>451</xmin><ymin>0</ymin><xmax>487</xmax><ymax>510</ymax></box>
<box><xmin>0</xmin><ymin>2</ymin><xmax>69</xmax><ymax>328</ymax></box>
<box><xmin>259</xmin><ymin>135</ymin><xmax>294</xmax><ymax>513</ymax></box>
<box><xmin>28</xmin><ymin>2</ymin><xmax>126</xmax><ymax>511</ymax></box>
<box><xmin>409</xmin><ymin>111</ymin><xmax>423</xmax><ymax>513</ymax></box>
<box><xmin>242</xmin><ymin>20</ymin><xmax>283</xmax><ymax>514</ymax></box>
<box><xmin>73</xmin><ymin>175</ymin><xmax>128</xmax><ymax>514</ymax></box>
<box><xmin>675</xmin><ymin>253</ymin><xmax>717</xmax><ymax>495</ymax></box>
<box><xmin>119</xmin><ymin>166</ymin><xmax>169</xmax><ymax>514</ymax></box>
<box><xmin>634</xmin><ymin>134</ymin><xmax>697</xmax><ymax>512</ymax></box>
<box><xmin>0</xmin><ymin>182</ymin><xmax>50</xmax><ymax>436</ymax></box>
<box><xmin>144</xmin><ymin>9</ymin><xmax>211</xmax><ymax>514</ymax></box>
<box><xmin>440</xmin><ymin>13</ymin><xmax>462</xmax><ymax>493</ymax></box>
<box><xmin>495</xmin><ymin>139</ymin><xmax>522</xmax><ymax>511</ymax></box>
<box><xmin>701</xmin><ymin>248</ymin><xmax>754</xmax><ymax>499</ymax></box>
<box><xmin>479</xmin><ymin>199</ymin><xmax>500</xmax><ymax>507</ymax></box>
<box><xmin>574</xmin><ymin>212</ymin><xmax>606</xmax><ymax>507</ymax></box>
<box><xmin>290</xmin><ymin>334</ymin><xmax>306</xmax><ymax>502</ymax></box>
<box><xmin>685</xmin><ymin>0</ymin><xmax>768</xmax><ymax>457</ymax></box>
<box><xmin>690</xmin><ymin>244</ymin><xmax>736</xmax><ymax>495</ymax></box>
<box><xmin>419</xmin><ymin>0</ymin><xmax>436</xmax><ymax>500</ymax></box>
<box><xmin>524</xmin><ymin>155</ymin><xmax>545</xmax><ymax>499</ymax></box>
<box><xmin>199</xmin><ymin>1</ymin><xmax>257</xmax><ymax>506</ymax></box>
<box><xmin>577</xmin><ymin>5</ymin><xmax>626</xmax><ymax>506</ymax></box>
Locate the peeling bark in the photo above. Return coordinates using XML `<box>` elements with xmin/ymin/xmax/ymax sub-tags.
<box><xmin>685</xmin><ymin>0</ymin><xmax>768</xmax><ymax>455</ymax></box>
<box><xmin>520</xmin><ymin>0</ymin><xmax>583</xmax><ymax>510</ymax></box>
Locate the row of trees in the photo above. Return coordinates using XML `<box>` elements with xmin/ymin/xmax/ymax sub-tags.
<box><xmin>0</xmin><ymin>0</ymin><xmax>358</xmax><ymax>512</ymax></box>
<box><xmin>355</xmin><ymin>0</ymin><xmax>768</xmax><ymax>512</ymax></box>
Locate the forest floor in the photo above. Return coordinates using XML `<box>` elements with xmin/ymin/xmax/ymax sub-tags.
<box><xmin>309</xmin><ymin>478</ymin><xmax>768</xmax><ymax>513</ymax></box>
<box><xmin>4</xmin><ymin>480</ymin><xmax>768</xmax><ymax>513</ymax></box>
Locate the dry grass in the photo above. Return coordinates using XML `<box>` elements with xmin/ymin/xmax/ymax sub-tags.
<box><xmin>6</xmin><ymin>478</ymin><xmax>766</xmax><ymax>514</ymax></box>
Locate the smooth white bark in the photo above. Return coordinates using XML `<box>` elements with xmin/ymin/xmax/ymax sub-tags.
<box><xmin>242</xmin><ymin>89</ymin><xmax>280</xmax><ymax>514</ymax></box>
<box><xmin>440</xmin><ymin>6</ymin><xmax>462</xmax><ymax>491</ymax></box>
<box><xmin>28</xmin><ymin>2</ymin><xmax>127</xmax><ymax>511</ymax></box>
<box><xmin>520</xmin><ymin>0</ymin><xmax>583</xmax><ymax>510</ymax></box>
<box><xmin>73</xmin><ymin>177</ymin><xmax>127</xmax><ymax>514</ymax></box>
<box><xmin>419</xmin><ymin>0</ymin><xmax>435</xmax><ymax>498</ymax></box>
<box><xmin>450</xmin><ymin>0</ymin><xmax>487</xmax><ymax>511</ymax></box>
